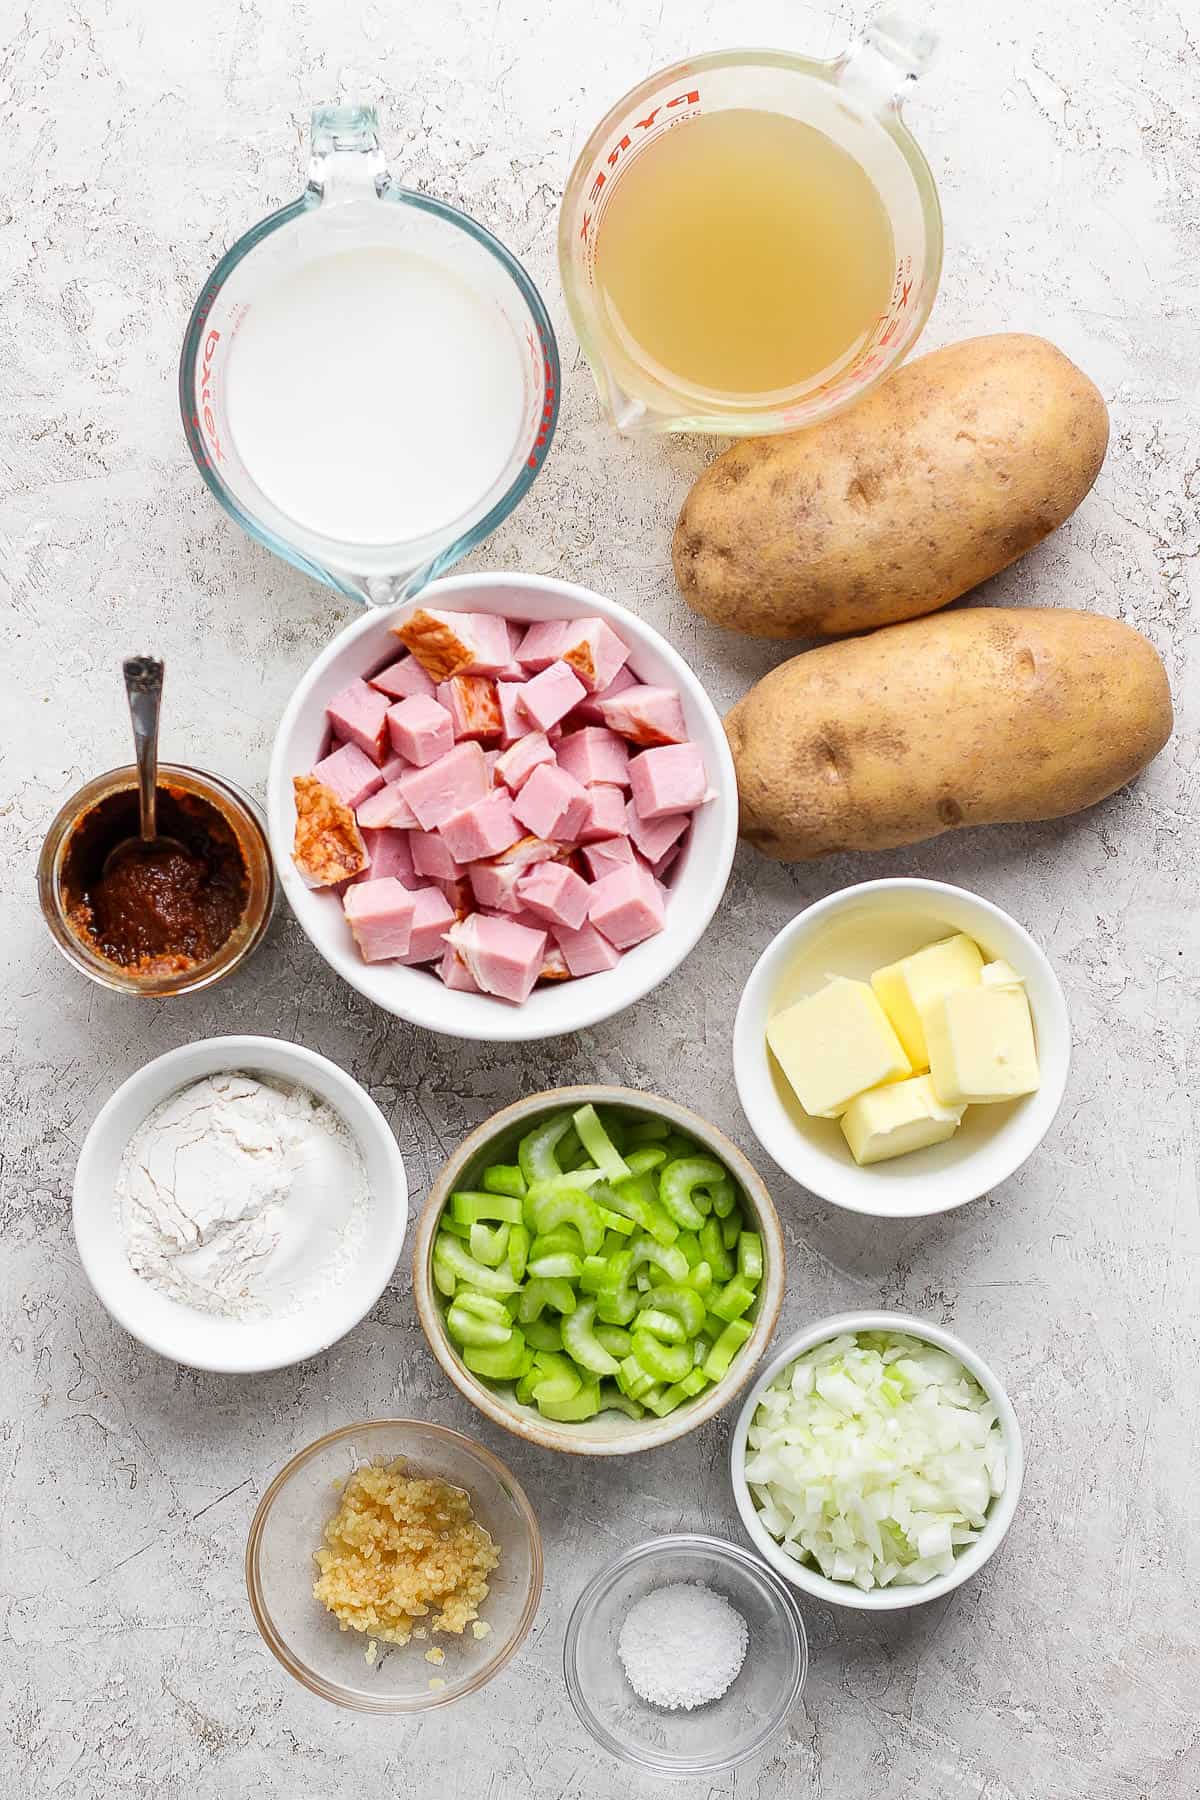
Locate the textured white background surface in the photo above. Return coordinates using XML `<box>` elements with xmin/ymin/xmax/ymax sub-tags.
<box><xmin>2</xmin><ymin>1</ymin><xmax>1197</xmax><ymax>1795</ymax></box>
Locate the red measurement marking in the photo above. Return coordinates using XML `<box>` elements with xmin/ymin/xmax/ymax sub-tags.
<box><xmin>199</xmin><ymin>328</ymin><xmax>225</xmax><ymax>462</ymax></box>
<box><xmin>579</xmin><ymin>89</ymin><xmax>702</xmax><ymax>243</ymax></box>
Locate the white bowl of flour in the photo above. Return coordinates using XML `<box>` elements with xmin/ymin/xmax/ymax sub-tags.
<box><xmin>73</xmin><ymin>1035</ymin><xmax>408</xmax><ymax>1371</ymax></box>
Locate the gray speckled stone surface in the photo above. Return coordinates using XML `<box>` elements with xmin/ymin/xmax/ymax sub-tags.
<box><xmin>2</xmin><ymin>1</ymin><xmax>1197</xmax><ymax>1794</ymax></box>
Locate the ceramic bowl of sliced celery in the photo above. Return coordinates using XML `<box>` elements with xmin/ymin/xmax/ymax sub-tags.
<box><xmin>412</xmin><ymin>1087</ymin><xmax>786</xmax><ymax>1454</ymax></box>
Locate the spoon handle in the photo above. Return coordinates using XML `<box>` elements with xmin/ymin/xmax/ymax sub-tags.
<box><xmin>123</xmin><ymin>656</ymin><xmax>165</xmax><ymax>843</ymax></box>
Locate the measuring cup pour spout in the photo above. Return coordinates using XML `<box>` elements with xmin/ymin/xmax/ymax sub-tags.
<box><xmin>306</xmin><ymin>103</ymin><xmax>393</xmax><ymax>202</ymax></box>
<box><xmin>833</xmin><ymin>5</ymin><xmax>938</xmax><ymax>112</ymax></box>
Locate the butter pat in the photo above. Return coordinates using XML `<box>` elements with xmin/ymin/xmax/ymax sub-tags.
<box><xmin>841</xmin><ymin>1075</ymin><xmax>965</xmax><ymax>1166</ymax></box>
<box><xmin>767</xmin><ymin>977</ymin><xmax>911</xmax><ymax>1118</ymax></box>
<box><xmin>926</xmin><ymin>984</ymin><xmax>1040</xmax><ymax>1106</ymax></box>
<box><xmin>870</xmin><ymin>934</ymin><xmax>985</xmax><ymax>1071</ymax></box>
<box><xmin>981</xmin><ymin>958</ymin><xmax>1024</xmax><ymax>989</ymax></box>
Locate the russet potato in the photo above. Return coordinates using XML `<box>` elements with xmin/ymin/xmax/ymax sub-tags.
<box><xmin>725</xmin><ymin>607</ymin><xmax>1172</xmax><ymax>861</ymax></box>
<box><xmin>673</xmin><ymin>335</ymin><xmax>1110</xmax><ymax>639</ymax></box>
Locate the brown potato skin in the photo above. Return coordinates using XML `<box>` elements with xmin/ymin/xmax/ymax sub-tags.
<box><xmin>673</xmin><ymin>335</ymin><xmax>1110</xmax><ymax>639</ymax></box>
<box><xmin>726</xmin><ymin>608</ymin><xmax>1172</xmax><ymax>861</ymax></box>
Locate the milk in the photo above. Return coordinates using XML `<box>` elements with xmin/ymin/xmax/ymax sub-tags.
<box><xmin>224</xmin><ymin>246</ymin><xmax>528</xmax><ymax>547</ymax></box>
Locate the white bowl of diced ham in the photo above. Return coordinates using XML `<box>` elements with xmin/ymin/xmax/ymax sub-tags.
<box><xmin>267</xmin><ymin>572</ymin><xmax>737</xmax><ymax>1040</ymax></box>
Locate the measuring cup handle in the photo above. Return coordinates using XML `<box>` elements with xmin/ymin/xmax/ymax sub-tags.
<box><xmin>306</xmin><ymin>104</ymin><xmax>392</xmax><ymax>204</ymax></box>
<box><xmin>834</xmin><ymin>5</ymin><xmax>938</xmax><ymax>112</ymax></box>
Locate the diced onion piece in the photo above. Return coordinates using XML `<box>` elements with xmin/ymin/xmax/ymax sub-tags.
<box><xmin>743</xmin><ymin>1331</ymin><xmax>1006</xmax><ymax>1590</ymax></box>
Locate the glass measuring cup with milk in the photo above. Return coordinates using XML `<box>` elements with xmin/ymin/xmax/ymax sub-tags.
<box><xmin>558</xmin><ymin>6</ymin><xmax>941</xmax><ymax>436</ymax></box>
<box><xmin>181</xmin><ymin>106</ymin><xmax>558</xmax><ymax>605</ymax></box>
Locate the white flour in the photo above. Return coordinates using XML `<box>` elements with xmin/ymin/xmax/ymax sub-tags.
<box><xmin>117</xmin><ymin>1071</ymin><xmax>369</xmax><ymax>1319</ymax></box>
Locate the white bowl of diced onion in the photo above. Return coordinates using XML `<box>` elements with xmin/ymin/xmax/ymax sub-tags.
<box><xmin>729</xmin><ymin>1312</ymin><xmax>1023</xmax><ymax>1610</ymax></box>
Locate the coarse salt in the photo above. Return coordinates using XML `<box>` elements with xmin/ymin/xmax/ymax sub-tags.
<box><xmin>617</xmin><ymin>1580</ymin><xmax>749</xmax><ymax>1711</ymax></box>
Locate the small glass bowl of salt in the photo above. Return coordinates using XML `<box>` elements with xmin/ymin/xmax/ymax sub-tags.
<box><xmin>563</xmin><ymin>1534</ymin><xmax>808</xmax><ymax>1776</ymax></box>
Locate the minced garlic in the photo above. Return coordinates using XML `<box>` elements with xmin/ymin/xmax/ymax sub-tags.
<box><xmin>313</xmin><ymin>1459</ymin><xmax>498</xmax><ymax>1646</ymax></box>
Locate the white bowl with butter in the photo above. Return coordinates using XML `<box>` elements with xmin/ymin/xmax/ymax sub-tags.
<box><xmin>733</xmin><ymin>880</ymin><xmax>1070</xmax><ymax>1217</ymax></box>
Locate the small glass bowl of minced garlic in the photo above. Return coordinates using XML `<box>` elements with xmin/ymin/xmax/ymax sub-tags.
<box><xmin>246</xmin><ymin>1419</ymin><xmax>542</xmax><ymax>1710</ymax></box>
<box><xmin>564</xmin><ymin>1534</ymin><xmax>808</xmax><ymax>1776</ymax></box>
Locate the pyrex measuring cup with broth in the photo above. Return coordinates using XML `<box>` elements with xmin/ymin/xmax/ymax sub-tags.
<box><xmin>558</xmin><ymin>7</ymin><xmax>940</xmax><ymax>436</ymax></box>
<box><xmin>181</xmin><ymin>106</ymin><xmax>559</xmax><ymax>605</ymax></box>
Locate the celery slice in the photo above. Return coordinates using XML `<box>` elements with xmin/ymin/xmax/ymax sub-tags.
<box><xmin>737</xmin><ymin>1231</ymin><xmax>764</xmax><ymax>1281</ymax></box>
<box><xmin>517</xmin><ymin>1277</ymin><xmax>577</xmax><ymax>1321</ymax></box>
<box><xmin>518</xmin><ymin>1112</ymin><xmax>574</xmax><ymax>1185</ymax></box>
<box><xmin>451</xmin><ymin>1190</ymin><xmax>524</xmax><ymax>1226</ymax></box>
<box><xmin>597</xmin><ymin>1382</ymin><xmax>644</xmax><ymax>1420</ymax></box>
<box><xmin>528</xmin><ymin>1189</ymin><xmax>604</xmax><ymax>1257</ymax></box>
<box><xmin>463</xmin><ymin>1328</ymin><xmax>528</xmax><ymax>1380</ymax></box>
<box><xmin>507</xmin><ymin>1223</ymin><xmax>530</xmax><ymax>1284</ymax></box>
<box><xmin>482</xmin><ymin>1163</ymin><xmax>526</xmax><ymax>1198</ymax></box>
<box><xmin>631</xmin><ymin>1331</ymin><xmax>691</xmax><ymax>1384</ymax></box>
<box><xmin>468</xmin><ymin>1221</ymin><xmax>510</xmax><ymax>1267</ymax></box>
<box><xmin>563</xmin><ymin>1300</ymin><xmax>622</xmax><ymax>1376</ymax></box>
<box><xmin>634</xmin><ymin>1307</ymin><xmax>687</xmax><ymax>1345</ymax></box>
<box><xmin>446</xmin><ymin>1302</ymin><xmax>514</xmax><ymax>1348</ymax></box>
<box><xmin>572</xmin><ymin>1104</ymin><xmax>631</xmax><ymax>1184</ymax></box>
<box><xmin>711</xmin><ymin>1274</ymin><xmax>756</xmax><ymax>1323</ymax></box>
<box><xmin>702</xmin><ymin>1318</ymin><xmax>753</xmax><ymax>1380</ymax></box>
<box><xmin>629</xmin><ymin>1232</ymin><xmax>689</xmax><ymax>1285</ymax></box>
<box><xmin>434</xmin><ymin>1235</ymin><xmax>518</xmax><ymax>1296</ymax></box>
<box><xmin>536</xmin><ymin>1382</ymin><xmax>601</xmax><ymax>1422</ymax></box>
<box><xmin>523</xmin><ymin>1317</ymin><xmax>564</xmax><ymax>1352</ymax></box>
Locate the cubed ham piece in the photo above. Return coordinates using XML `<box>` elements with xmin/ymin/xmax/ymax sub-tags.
<box><xmin>588</xmin><ymin>859</ymin><xmax>666</xmax><ymax>950</ymax></box>
<box><xmin>538</xmin><ymin>943</ymin><xmax>572</xmax><ymax>982</ymax></box>
<box><xmin>396</xmin><ymin>886</ymin><xmax>455</xmax><ymax>964</ymax></box>
<box><xmin>437</xmin><ymin>674</ymin><xmax>503</xmax><ymax>740</ymax></box>
<box><xmin>439</xmin><ymin>943</ymin><xmax>481</xmax><ymax>991</ymax></box>
<box><xmin>512</xmin><ymin>762</ymin><xmax>590</xmax><ymax>841</ymax></box>
<box><xmin>625</xmin><ymin>797</ymin><xmax>690</xmax><ymax>863</ymax></box>
<box><xmin>394</xmin><ymin>608</ymin><xmax>513</xmax><ymax>679</ymax></box>
<box><xmin>439</xmin><ymin>789</ymin><xmax>522</xmax><ymax>862</ymax></box>
<box><xmin>573</xmin><ymin>662</ymin><xmax>639</xmax><ymax>725</ymax></box>
<box><xmin>628</xmin><ymin>743</ymin><xmax>708</xmax><ymax>819</ymax></box>
<box><xmin>468</xmin><ymin>859</ymin><xmax>524</xmax><ymax>913</ymax></box>
<box><xmin>326</xmin><ymin>678</ymin><xmax>392</xmax><ymax>764</ymax></box>
<box><xmin>554</xmin><ymin>617</ymin><xmax>631</xmax><ymax>694</ymax></box>
<box><xmin>436</xmin><ymin>875</ymin><xmax>474</xmax><ymax>916</ymax></box>
<box><xmin>447</xmin><ymin>913</ymin><xmax>547</xmax><ymax>1004</ymax></box>
<box><xmin>556</xmin><ymin>726</ymin><xmax>630</xmax><ymax>788</ymax></box>
<box><xmin>293</xmin><ymin>774</ymin><xmax>368</xmax><ymax>887</ymax></box>
<box><xmin>311</xmin><ymin>742</ymin><xmax>384</xmax><ymax>811</ymax></box>
<box><xmin>495</xmin><ymin>731</ymin><xmax>555</xmax><ymax>793</ymax></box>
<box><xmin>513</xmin><ymin>618</ymin><xmax>568</xmax><ymax>671</ymax></box>
<box><xmin>387</xmin><ymin>693</ymin><xmax>455</xmax><ymax>767</ymax></box>
<box><xmin>410</xmin><ymin>830</ymin><xmax>464</xmax><ymax>882</ymax></box>
<box><xmin>597</xmin><ymin>684</ymin><xmax>688</xmax><ymax>747</ymax></box>
<box><xmin>356</xmin><ymin>780</ymin><xmax>419</xmax><ymax>830</ymax></box>
<box><xmin>516</xmin><ymin>660</ymin><xmax>587</xmax><ymax>732</ymax></box>
<box><xmin>516</xmin><ymin>860</ymin><xmax>591</xmax><ymax>931</ymax></box>
<box><xmin>357</xmin><ymin>826</ymin><xmax>417</xmax><ymax>888</ymax></box>
<box><xmin>343</xmin><ymin>878</ymin><xmax>416</xmax><ymax>962</ymax></box>
<box><xmin>581</xmin><ymin>836</ymin><xmax>636</xmax><ymax>882</ymax></box>
<box><xmin>497</xmin><ymin>681</ymin><xmax>536</xmax><ymax>744</ymax></box>
<box><xmin>396</xmin><ymin>742</ymin><xmax>488</xmax><ymax>830</ymax></box>
<box><xmin>576</xmin><ymin>783</ymin><xmax>627</xmax><ymax>843</ymax></box>
<box><xmin>651</xmin><ymin>840</ymin><xmax>683</xmax><ymax>881</ymax></box>
<box><xmin>484</xmin><ymin>749</ymin><xmax>502</xmax><ymax>785</ymax></box>
<box><xmin>369</xmin><ymin>655</ymin><xmax>436</xmax><ymax>702</ymax></box>
<box><xmin>379</xmin><ymin>750</ymin><xmax>412</xmax><ymax>783</ymax></box>
<box><xmin>551</xmin><ymin>919</ymin><xmax>623</xmax><ymax>977</ymax></box>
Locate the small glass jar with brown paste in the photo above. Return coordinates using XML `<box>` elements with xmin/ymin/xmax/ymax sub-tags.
<box><xmin>38</xmin><ymin>765</ymin><xmax>275</xmax><ymax>996</ymax></box>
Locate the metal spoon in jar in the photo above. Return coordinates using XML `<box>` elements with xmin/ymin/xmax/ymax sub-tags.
<box><xmin>100</xmin><ymin>656</ymin><xmax>189</xmax><ymax>877</ymax></box>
